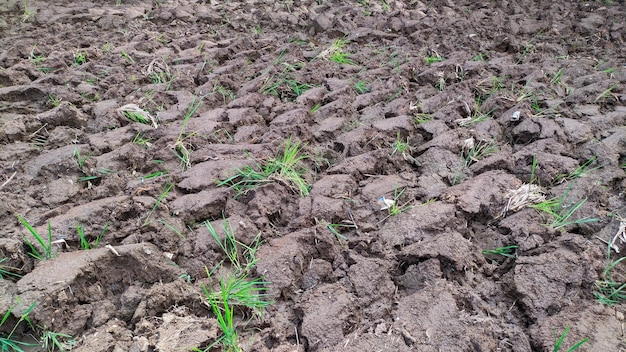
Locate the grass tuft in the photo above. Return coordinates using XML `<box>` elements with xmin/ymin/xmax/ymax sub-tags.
<box><xmin>18</xmin><ymin>216</ymin><xmax>54</xmax><ymax>261</ymax></box>
<box><xmin>77</xmin><ymin>222</ymin><xmax>109</xmax><ymax>250</ymax></box>
<box><xmin>482</xmin><ymin>245</ymin><xmax>518</xmax><ymax>259</ymax></box>
<box><xmin>173</xmin><ymin>96</ymin><xmax>202</xmax><ymax>170</ymax></box>
<box><xmin>594</xmin><ymin>254</ymin><xmax>626</xmax><ymax>306</ymax></box>
<box><xmin>194</xmin><ymin>220</ymin><xmax>270</xmax><ymax>352</ymax></box>
<box><xmin>218</xmin><ymin>137</ymin><xmax>310</xmax><ymax>197</ymax></box>
<box><xmin>1</xmin><ymin>302</ymin><xmax>37</xmax><ymax>352</ymax></box>
<box><xmin>552</xmin><ymin>326</ymin><xmax>588</xmax><ymax>352</ymax></box>
<box><xmin>528</xmin><ymin>186</ymin><xmax>598</xmax><ymax>229</ymax></box>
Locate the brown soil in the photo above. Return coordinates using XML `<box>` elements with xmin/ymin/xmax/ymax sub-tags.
<box><xmin>1</xmin><ymin>0</ymin><xmax>626</xmax><ymax>351</ymax></box>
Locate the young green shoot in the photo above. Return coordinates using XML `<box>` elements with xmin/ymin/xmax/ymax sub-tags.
<box><xmin>77</xmin><ymin>222</ymin><xmax>109</xmax><ymax>250</ymax></box>
<box><xmin>131</xmin><ymin>131</ymin><xmax>153</xmax><ymax>147</ymax></box>
<box><xmin>414</xmin><ymin>113</ymin><xmax>432</xmax><ymax>125</ymax></box>
<box><xmin>48</xmin><ymin>95</ymin><xmax>61</xmax><ymax>108</ymax></box>
<box><xmin>455</xmin><ymin>100</ymin><xmax>493</xmax><ymax>126</ymax></box>
<box><xmin>452</xmin><ymin>138</ymin><xmax>498</xmax><ymax>185</ymax></box>
<box><xmin>530</xmin><ymin>154</ymin><xmax>540</xmax><ymax>185</ymax></box>
<box><xmin>143</xmin><ymin>180</ymin><xmax>174</xmax><ymax>226</ymax></box>
<box><xmin>424</xmin><ymin>53</ymin><xmax>445</xmax><ymax>65</ymax></box>
<box><xmin>0</xmin><ymin>258</ymin><xmax>22</xmax><ymax>281</ymax></box>
<box><xmin>18</xmin><ymin>216</ymin><xmax>55</xmax><ymax>260</ymax></box>
<box><xmin>595</xmin><ymin>84</ymin><xmax>617</xmax><ymax>102</ymax></box>
<box><xmin>78</xmin><ymin>168</ymin><xmax>113</xmax><ymax>188</ymax></box>
<box><xmin>173</xmin><ymin>96</ymin><xmax>202</xmax><ymax>171</ymax></box>
<box><xmin>120</xmin><ymin>50</ymin><xmax>135</xmax><ymax>64</ymax></box>
<box><xmin>72</xmin><ymin>148</ymin><xmax>91</xmax><ymax>173</ymax></box>
<box><xmin>73</xmin><ymin>51</ymin><xmax>87</xmax><ymax>66</ymax></box>
<box><xmin>195</xmin><ymin>220</ymin><xmax>271</xmax><ymax>352</ymax></box>
<box><xmin>21</xmin><ymin>0</ymin><xmax>33</xmax><ymax>21</ymax></box>
<box><xmin>553</xmin><ymin>156</ymin><xmax>602</xmax><ymax>184</ymax></box>
<box><xmin>529</xmin><ymin>186</ymin><xmax>599</xmax><ymax>229</ymax></box>
<box><xmin>471</xmin><ymin>53</ymin><xmax>488</xmax><ymax>62</ymax></box>
<box><xmin>378</xmin><ymin>187</ymin><xmax>412</xmax><ymax>218</ymax></box>
<box><xmin>552</xmin><ymin>326</ymin><xmax>588</xmax><ymax>352</ymax></box>
<box><xmin>390</xmin><ymin>132</ymin><xmax>410</xmax><ymax>157</ymax></box>
<box><xmin>1</xmin><ymin>302</ymin><xmax>37</xmax><ymax>351</ymax></box>
<box><xmin>354</xmin><ymin>80</ymin><xmax>370</xmax><ymax>94</ymax></box>
<box><xmin>218</xmin><ymin>137</ymin><xmax>310</xmax><ymax>197</ymax></box>
<box><xmin>41</xmin><ymin>330</ymin><xmax>75</xmax><ymax>352</ymax></box>
<box><xmin>550</xmin><ymin>68</ymin><xmax>564</xmax><ymax>85</ymax></box>
<box><xmin>317</xmin><ymin>38</ymin><xmax>354</xmax><ymax>65</ymax></box>
<box><xmin>327</xmin><ymin>222</ymin><xmax>356</xmax><ymax>242</ymax></box>
<box><xmin>141</xmin><ymin>171</ymin><xmax>167</xmax><ymax>182</ymax></box>
<box><xmin>482</xmin><ymin>245</ymin><xmax>518</xmax><ymax>259</ymax></box>
<box><xmin>594</xmin><ymin>254</ymin><xmax>626</xmax><ymax>306</ymax></box>
<box><xmin>198</xmin><ymin>279</ymin><xmax>240</xmax><ymax>352</ymax></box>
<box><xmin>157</xmin><ymin>218</ymin><xmax>186</xmax><ymax>240</ymax></box>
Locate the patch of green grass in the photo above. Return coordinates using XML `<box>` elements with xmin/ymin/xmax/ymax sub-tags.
<box><xmin>123</xmin><ymin>110</ymin><xmax>153</xmax><ymax>126</ymax></box>
<box><xmin>595</xmin><ymin>84</ymin><xmax>617</xmax><ymax>102</ymax></box>
<box><xmin>1</xmin><ymin>302</ymin><xmax>37</xmax><ymax>352</ymax></box>
<box><xmin>157</xmin><ymin>218</ymin><xmax>186</xmax><ymax>240</ymax></box>
<box><xmin>260</xmin><ymin>76</ymin><xmax>313</xmax><ymax>100</ymax></box>
<box><xmin>390</xmin><ymin>132</ymin><xmax>410</xmax><ymax>157</ymax></box>
<box><xmin>41</xmin><ymin>330</ymin><xmax>75</xmax><ymax>352</ymax></box>
<box><xmin>194</xmin><ymin>221</ymin><xmax>270</xmax><ymax>352</ymax></box>
<box><xmin>594</xmin><ymin>254</ymin><xmax>626</xmax><ymax>306</ymax></box>
<box><xmin>143</xmin><ymin>179</ymin><xmax>174</xmax><ymax>226</ymax></box>
<box><xmin>173</xmin><ymin>96</ymin><xmax>202</xmax><ymax>171</ymax></box>
<box><xmin>330</xmin><ymin>51</ymin><xmax>354</xmax><ymax>65</ymax></box>
<box><xmin>472</xmin><ymin>53</ymin><xmax>488</xmax><ymax>62</ymax></box>
<box><xmin>413</xmin><ymin>113</ymin><xmax>432</xmax><ymax>125</ymax></box>
<box><xmin>553</xmin><ymin>156</ymin><xmax>602</xmax><ymax>184</ymax></box>
<box><xmin>48</xmin><ymin>95</ymin><xmax>61</xmax><ymax>107</ymax></box>
<box><xmin>354</xmin><ymin>80</ymin><xmax>370</xmax><ymax>94</ymax></box>
<box><xmin>21</xmin><ymin>0</ymin><xmax>33</xmax><ymax>22</ymax></box>
<box><xmin>120</xmin><ymin>50</ymin><xmax>135</xmax><ymax>64</ymax></box>
<box><xmin>379</xmin><ymin>187</ymin><xmax>411</xmax><ymax>216</ymax></box>
<box><xmin>327</xmin><ymin>222</ymin><xmax>356</xmax><ymax>241</ymax></box>
<box><xmin>73</xmin><ymin>51</ymin><xmax>87</xmax><ymax>66</ymax></box>
<box><xmin>552</xmin><ymin>326</ymin><xmax>588</xmax><ymax>352</ymax></box>
<box><xmin>482</xmin><ymin>245</ymin><xmax>518</xmax><ymax>259</ymax></box>
<box><xmin>0</xmin><ymin>258</ymin><xmax>22</xmax><ymax>281</ymax></box>
<box><xmin>218</xmin><ymin>137</ymin><xmax>310</xmax><ymax>197</ymax></box>
<box><xmin>424</xmin><ymin>53</ymin><xmax>445</xmax><ymax>65</ymax></box>
<box><xmin>452</xmin><ymin>138</ymin><xmax>499</xmax><ymax>185</ymax></box>
<box><xmin>131</xmin><ymin>131</ymin><xmax>153</xmax><ymax>147</ymax></box>
<box><xmin>285</xmin><ymin>79</ymin><xmax>313</xmax><ymax>96</ymax></box>
<box><xmin>18</xmin><ymin>216</ymin><xmax>54</xmax><ymax>261</ymax></box>
<box><xmin>550</xmin><ymin>68</ymin><xmax>564</xmax><ymax>85</ymax></box>
<box><xmin>76</xmin><ymin>222</ymin><xmax>109</xmax><ymax>250</ymax></box>
<box><xmin>529</xmin><ymin>186</ymin><xmax>598</xmax><ymax>229</ymax></box>
<box><xmin>456</xmin><ymin>100</ymin><xmax>494</xmax><ymax>126</ymax></box>
<box><xmin>29</xmin><ymin>47</ymin><xmax>46</xmax><ymax>64</ymax></box>
<box><xmin>318</xmin><ymin>38</ymin><xmax>354</xmax><ymax>65</ymax></box>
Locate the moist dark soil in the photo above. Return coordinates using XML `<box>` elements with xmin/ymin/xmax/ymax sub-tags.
<box><xmin>1</xmin><ymin>0</ymin><xmax>626</xmax><ymax>351</ymax></box>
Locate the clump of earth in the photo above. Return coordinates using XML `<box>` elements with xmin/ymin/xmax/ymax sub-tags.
<box><xmin>0</xmin><ymin>0</ymin><xmax>625</xmax><ymax>351</ymax></box>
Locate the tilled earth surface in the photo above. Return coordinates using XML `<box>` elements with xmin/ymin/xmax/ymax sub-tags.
<box><xmin>1</xmin><ymin>0</ymin><xmax>626</xmax><ymax>351</ymax></box>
